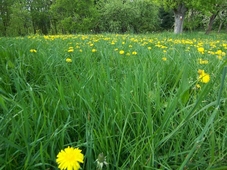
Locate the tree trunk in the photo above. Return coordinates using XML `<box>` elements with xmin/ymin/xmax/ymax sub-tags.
<box><xmin>218</xmin><ymin>21</ymin><xmax>223</xmax><ymax>33</ymax></box>
<box><xmin>173</xmin><ymin>3</ymin><xmax>187</xmax><ymax>34</ymax></box>
<box><xmin>205</xmin><ymin>14</ymin><xmax>217</xmax><ymax>34</ymax></box>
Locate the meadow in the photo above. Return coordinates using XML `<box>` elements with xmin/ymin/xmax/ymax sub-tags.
<box><xmin>0</xmin><ymin>32</ymin><xmax>227</xmax><ymax>170</ymax></box>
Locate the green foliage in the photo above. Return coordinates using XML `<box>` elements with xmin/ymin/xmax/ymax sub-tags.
<box><xmin>184</xmin><ymin>9</ymin><xmax>204</xmax><ymax>31</ymax></box>
<box><xmin>1</xmin><ymin>0</ymin><xmax>227</xmax><ymax>35</ymax></box>
<box><xmin>6</xmin><ymin>2</ymin><xmax>33</xmax><ymax>36</ymax></box>
<box><xmin>159</xmin><ymin>8</ymin><xmax>174</xmax><ymax>30</ymax></box>
<box><xmin>1</xmin><ymin>33</ymin><xmax>227</xmax><ymax>169</ymax></box>
<box><xmin>50</xmin><ymin>0</ymin><xmax>99</xmax><ymax>34</ymax></box>
<box><xmin>96</xmin><ymin>0</ymin><xmax>159</xmax><ymax>33</ymax></box>
<box><xmin>0</xmin><ymin>0</ymin><xmax>14</xmax><ymax>36</ymax></box>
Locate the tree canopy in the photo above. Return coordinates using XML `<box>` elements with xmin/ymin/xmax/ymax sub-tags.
<box><xmin>0</xmin><ymin>0</ymin><xmax>226</xmax><ymax>36</ymax></box>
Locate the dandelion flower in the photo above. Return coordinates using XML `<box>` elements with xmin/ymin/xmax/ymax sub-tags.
<box><xmin>132</xmin><ymin>51</ymin><xmax>137</xmax><ymax>55</ymax></box>
<box><xmin>198</xmin><ymin>69</ymin><xmax>210</xmax><ymax>83</ymax></box>
<box><xmin>56</xmin><ymin>146</ymin><xmax>84</xmax><ymax>170</ymax></box>
<box><xmin>92</xmin><ymin>49</ymin><xmax>97</xmax><ymax>53</ymax></box>
<box><xmin>198</xmin><ymin>58</ymin><xmax>208</xmax><ymax>64</ymax></box>
<box><xmin>217</xmin><ymin>55</ymin><xmax>223</xmax><ymax>60</ymax></box>
<box><xmin>197</xmin><ymin>47</ymin><xmax>205</xmax><ymax>54</ymax></box>
<box><xmin>196</xmin><ymin>84</ymin><xmax>201</xmax><ymax>89</ymax></box>
<box><xmin>119</xmin><ymin>50</ymin><xmax>124</xmax><ymax>55</ymax></box>
<box><xmin>68</xmin><ymin>49</ymin><xmax>74</xmax><ymax>53</ymax></box>
<box><xmin>66</xmin><ymin>58</ymin><xmax>72</xmax><ymax>63</ymax></box>
<box><xmin>30</xmin><ymin>49</ymin><xmax>37</xmax><ymax>53</ymax></box>
<box><xmin>162</xmin><ymin>57</ymin><xmax>167</xmax><ymax>61</ymax></box>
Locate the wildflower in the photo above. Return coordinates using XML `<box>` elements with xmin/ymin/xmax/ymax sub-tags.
<box><xmin>217</xmin><ymin>55</ymin><xmax>223</xmax><ymax>60</ymax></box>
<box><xmin>129</xmin><ymin>45</ymin><xmax>133</xmax><ymax>48</ymax></box>
<box><xmin>92</xmin><ymin>49</ymin><xmax>97</xmax><ymax>53</ymax></box>
<box><xmin>207</xmin><ymin>51</ymin><xmax>215</xmax><ymax>55</ymax></box>
<box><xmin>30</xmin><ymin>49</ymin><xmax>37</xmax><ymax>53</ymax></box>
<box><xmin>96</xmin><ymin>153</ymin><xmax>108</xmax><ymax>170</ymax></box>
<box><xmin>66</xmin><ymin>58</ymin><xmax>72</xmax><ymax>63</ymax></box>
<box><xmin>162</xmin><ymin>57</ymin><xmax>167</xmax><ymax>61</ymax></box>
<box><xmin>56</xmin><ymin>146</ymin><xmax>84</xmax><ymax>170</ymax></box>
<box><xmin>148</xmin><ymin>47</ymin><xmax>152</xmax><ymax>50</ymax></box>
<box><xmin>196</xmin><ymin>84</ymin><xmax>201</xmax><ymax>89</ymax></box>
<box><xmin>197</xmin><ymin>47</ymin><xmax>205</xmax><ymax>54</ymax></box>
<box><xmin>198</xmin><ymin>69</ymin><xmax>210</xmax><ymax>83</ymax></box>
<box><xmin>68</xmin><ymin>48</ymin><xmax>74</xmax><ymax>53</ymax></box>
<box><xmin>119</xmin><ymin>50</ymin><xmax>124</xmax><ymax>55</ymax></box>
<box><xmin>132</xmin><ymin>51</ymin><xmax>137</xmax><ymax>55</ymax></box>
<box><xmin>198</xmin><ymin>58</ymin><xmax>208</xmax><ymax>64</ymax></box>
<box><xmin>215</xmin><ymin>50</ymin><xmax>222</xmax><ymax>55</ymax></box>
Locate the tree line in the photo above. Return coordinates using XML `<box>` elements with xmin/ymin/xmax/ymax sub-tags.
<box><xmin>0</xmin><ymin>0</ymin><xmax>227</xmax><ymax>36</ymax></box>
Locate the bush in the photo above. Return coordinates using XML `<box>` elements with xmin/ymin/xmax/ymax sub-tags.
<box><xmin>96</xmin><ymin>0</ymin><xmax>159</xmax><ymax>33</ymax></box>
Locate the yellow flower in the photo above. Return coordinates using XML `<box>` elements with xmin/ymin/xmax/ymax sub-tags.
<box><xmin>162</xmin><ymin>57</ymin><xmax>167</xmax><ymax>61</ymax></box>
<box><xmin>148</xmin><ymin>47</ymin><xmax>152</xmax><ymax>50</ymax></box>
<box><xmin>198</xmin><ymin>69</ymin><xmax>210</xmax><ymax>83</ymax></box>
<box><xmin>56</xmin><ymin>146</ymin><xmax>84</xmax><ymax>170</ymax></box>
<box><xmin>92</xmin><ymin>49</ymin><xmax>97</xmax><ymax>53</ymax></box>
<box><xmin>66</xmin><ymin>58</ymin><xmax>72</xmax><ymax>63</ymax></box>
<box><xmin>30</xmin><ymin>49</ymin><xmax>37</xmax><ymax>53</ymax></box>
<box><xmin>198</xmin><ymin>58</ymin><xmax>208</xmax><ymax>64</ymax></box>
<box><xmin>217</xmin><ymin>55</ymin><xmax>223</xmax><ymax>60</ymax></box>
<box><xmin>196</xmin><ymin>84</ymin><xmax>201</xmax><ymax>89</ymax></box>
<box><xmin>119</xmin><ymin>50</ymin><xmax>124</xmax><ymax>55</ymax></box>
<box><xmin>132</xmin><ymin>51</ymin><xmax>137</xmax><ymax>55</ymax></box>
<box><xmin>68</xmin><ymin>49</ymin><xmax>74</xmax><ymax>53</ymax></box>
<box><xmin>197</xmin><ymin>47</ymin><xmax>205</xmax><ymax>54</ymax></box>
<box><xmin>215</xmin><ymin>50</ymin><xmax>225</xmax><ymax>56</ymax></box>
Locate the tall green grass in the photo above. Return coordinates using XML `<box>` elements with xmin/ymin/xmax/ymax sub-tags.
<box><xmin>0</xmin><ymin>33</ymin><xmax>227</xmax><ymax>169</ymax></box>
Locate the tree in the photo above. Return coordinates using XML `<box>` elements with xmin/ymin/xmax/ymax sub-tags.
<box><xmin>202</xmin><ymin>1</ymin><xmax>227</xmax><ymax>34</ymax></box>
<box><xmin>28</xmin><ymin>0</ymin><xmax>52</xmax><ymax>34</ymax></box>
<box><xmin>0</xmin><ymin>0</ymin><xmax>14</xmax><ymax>36</ymax></box>
<box><xmin>7</xmin><ymin>0</ymin><xmax>33</xmax><ymax>36</ymax></box>
<box><xmin>218</xmin><ymin>10</ymin><xmax>227</xmax><ymax>33</ymax></box>
<box><xmin>50</xmin><ymin>0</ymin><xmax>99</xmax><ymax>34</ymax></box>
<box><xmin>159</xmin><ymin>7</ymin><xmax>174</xmax><ymax>31</ymax></box>
<box><xmin>156</xmin><ymin>0</ymin><xmax>227</xmax><ymax>34</ymax></box>
<box><xmin>96</xmin><ymin>0</ymin><xmax>159</xmax><ymax>33</ymax></box>
<box><xmin>156</xmin><ymin>0</ymin><xmax>190</xmax><ymax>34</ymax></box>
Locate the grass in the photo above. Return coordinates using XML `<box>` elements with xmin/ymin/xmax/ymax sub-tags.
<box><xmin>0</xmin><ymin>32</ymin><xmax>227</xmax><ymax>170</ymax></box>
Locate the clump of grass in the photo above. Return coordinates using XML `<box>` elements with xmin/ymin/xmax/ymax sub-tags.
<box><xmin>0</xmin><ymin>33</ymin><xmax>227</xmax><ymax>169</ymax></box>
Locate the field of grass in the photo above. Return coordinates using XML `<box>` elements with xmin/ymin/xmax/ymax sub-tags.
<box><xmin>0</xmin><ymin>32</ymin><xmax>227</xmax><ymax>170</ymax></box>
